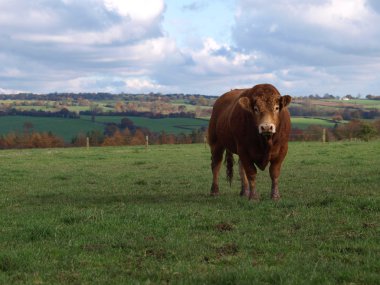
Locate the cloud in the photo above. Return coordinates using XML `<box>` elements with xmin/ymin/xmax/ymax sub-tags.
<box><xmin>0</xmin><ymin>0</ymin><xmax>168</xmax><ymax>93</ymax></box>
<box><xmin>233</xmin><ymin>0</ymin><xmax>380</xmax><ymax>60</ymax></box>
<box><xmin>104</xmin><ymin>0</ymin><xmax>164</xmax><ymax>21</ymax></box>
<box><xmin>230</xmin><ymin>0</ymin><xmax>380</xmax><ymax>95</ymax></box>
<box><xmin>1</xmin><ymin>0</ymin><xmax>380</xmax><ymax>96</ymax></box>
<box><xmin>366</xmin><ymin>0</ymin><xmax>380</xmax><ymax>13</ymax></box>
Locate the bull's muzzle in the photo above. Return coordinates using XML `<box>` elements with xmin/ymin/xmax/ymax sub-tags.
<box><xmin>259</xmin><ymin>123</ymin><xmax>276</xmax><ymax>135</ymax></box>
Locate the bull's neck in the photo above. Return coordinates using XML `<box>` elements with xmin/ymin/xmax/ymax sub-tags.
<box><xmin>254</xmin><ymin>135</ymin><xmax>273</xmax><ymax>170</ymax></box>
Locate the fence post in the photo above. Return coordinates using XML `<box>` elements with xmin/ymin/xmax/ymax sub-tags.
<box><xmin>322</xmin><ymin>128</ymin><xmax>326</xmax><ymax>143</ymax></box>
<box><xmin>145</xmin><ymin>135</ymin><xmax>149</xmax><ymax>149</ymax></box>
<box><xmin>86</xmin><ymin>137</ymin><xmax>90</xmax><ymax>149</ymax></box>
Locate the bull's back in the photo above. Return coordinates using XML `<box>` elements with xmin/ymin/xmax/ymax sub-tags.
<box><xmin>208</xmin><ymin>89</ymin><xmax>246</xmax><ymax>145</ymax></box>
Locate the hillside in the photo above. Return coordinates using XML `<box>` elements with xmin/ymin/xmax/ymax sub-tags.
<box><xmin>1</xmin><ymin>142</ymin><xmax>379</xmax><ymax>284</ymax></box>
<box><xmin>0</xmin><ymin>93</ymin><xmax>380</xmax><ymax>146</ymax></box>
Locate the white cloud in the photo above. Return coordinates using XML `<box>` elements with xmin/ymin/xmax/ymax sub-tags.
<box><xmin>104</xmin><ymin>0</ymin><xmax>164</xmax><ymax>22</ymax></box>
<box><xmin>1</xmin><ymin>0</ymin><xmax>380</xmax><ymax>96</ymax></box>
<box><xmin>230</xmin><ymin>0</ymin><xmax>380</xmax><ymax>95</ymax></box>
<box><xmin>125</xmin><ymin>78</ymin><xmax>164</xmax><ymax>92</ymax></box>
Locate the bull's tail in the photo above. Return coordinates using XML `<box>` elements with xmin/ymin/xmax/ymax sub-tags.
<box><xmin>224</xmin><ymin>150</ymin><xmax>234</xmax><ymax>186</ymax></box>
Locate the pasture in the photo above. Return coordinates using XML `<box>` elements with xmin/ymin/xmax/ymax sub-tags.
<box><xmin>0</xmin><ymin>116</ymin><xmax>104</xmax><ymax>142</ymax></box>
<box><xmin>84</xmin><ymin>115</ymin><xmax>209</xmax><ymax>134</ymax></box>
<box><xmin>0</xmin><ymin>141</ymin><xmax>379</xmax><ymax>284</ymax></box>
<box><xmin>0</xmin><ymin>115</ymin><xmax>340</xmax><ymax>143</ymax></box>
<box><xmin>290</xmin><ymin>117</ymin><xmax>338</xmax><ymax>130</ymax></box>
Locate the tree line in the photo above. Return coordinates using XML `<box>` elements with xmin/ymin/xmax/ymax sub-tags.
<box><xmin>0</xmin><ymin>92</ymin><xmax>217</xmax><ymax>105</ymax></box>
<box><xmin>0</xmin><ymin>108</ymin><xmax>80</xmax><ymax>118</ymax></box>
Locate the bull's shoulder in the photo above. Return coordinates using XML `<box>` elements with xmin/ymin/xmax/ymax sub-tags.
<box><xmin>213</xmin><ymin>89</ymin><xmax>247</xmax><ymax>109</ymax></box>
<box><xmin>221</xmin><ymin>89</ymin><xmax>247</xmax><ymax>100</ymax></box>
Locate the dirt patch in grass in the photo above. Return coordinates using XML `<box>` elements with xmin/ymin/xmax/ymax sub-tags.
<box><xmin>145</xmin><ymin>248</ymin><xmax>167</xmax><ymax>260</ymax></box>
<box><xmin>217</xmin><ymin>243</ymin><xmax>238</xmax><ymax>258</ymax></box>
<box><xmin>215</xmin><ymin>222</ymin><xmax>234</xmax><ymax>232</ymax></box>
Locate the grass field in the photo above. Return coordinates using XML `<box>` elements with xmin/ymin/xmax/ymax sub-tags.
<box><xmin>0</xmin><ymin>116</ymin><xmax>104</xmax><ymax>142</ymax></box>
<box><xmin>291</xmin><ymin>117</ymin><xmax>338</xmax><ymax>129</ymax></box>
<box><xmin>0</xmin><ymin>115</ymin><xmax>341</xmax><ymax>144</ymax></box>
<box><xmin>0</xmin><ymin>142</ymin><xmax>379</xmax><ymax>284</ymax></box>
<box><xmin>83</xmin><ymin>115</ymin><xmax>209</xmax><ymax>134</ymax></box>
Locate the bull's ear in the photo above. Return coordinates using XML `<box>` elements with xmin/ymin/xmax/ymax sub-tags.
<box><xmin>238</xmin><ymin>97</ymin><xmax>251</xmax><ymax>112</ymax></box>
<box><xmin>280</xmin><ymin>95</ymin><xmax>292</xmax><ymax>108</ymax></box>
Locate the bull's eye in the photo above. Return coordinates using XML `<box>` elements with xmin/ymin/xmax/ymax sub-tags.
<box><xmin>253</xmin><ymin>106</ymin><xmax>259</xmax><ymax>113</ymax></box>
<box><xmin>274</xmin><ymin>105</ymin><xmax>280</xmax><ymax>112</ymax></box>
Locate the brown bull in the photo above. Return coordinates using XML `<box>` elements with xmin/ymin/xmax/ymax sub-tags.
<box><xmin>208</xmin><ymin>83</ymin><xmax>292</xmax><ymax>200</ymax></box>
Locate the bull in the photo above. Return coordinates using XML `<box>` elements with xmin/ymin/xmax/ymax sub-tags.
<box><xmin>208</xmin><ymin>83</ymin><xmax>292</xmax><ymax>200</ymax></box>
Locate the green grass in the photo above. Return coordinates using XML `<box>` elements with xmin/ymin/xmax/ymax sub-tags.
<box><xmin>291</xmin><ymin>117</ymin><xmax>338</xmax><ymax>129</ymax></box>
<box><xmin>0</xmin><ymin>115</ymin><xmax>208</xmax><ymax>143</ymax></box>
<box><xmin>325</xmin><ymin>99</ymin><xmax>380</xmax><ymax>109</ymax></box>
<box><xmin>0</xmin><ymin>116</ymin><xmax>104</xmax><ymax>142</ymax></box>
<box><xmin>0</xmin><ymin>141</ymin><xmax>379</xmax><ymax>284</ymax></box>
<box><xmin>89</xmin><ymin>115</ymin><xmax>335</xmax><ymax>133</ymax></box>
<box><xmin>83</xmin><ymin>115</ymin><xmax>209</xmax><ymax>134</ymax></box>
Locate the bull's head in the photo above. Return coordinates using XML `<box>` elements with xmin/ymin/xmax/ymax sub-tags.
<box><xmin>238</xmin><ymin>84</ymin><xmax>291</xmax><ymax>137</ymax></box>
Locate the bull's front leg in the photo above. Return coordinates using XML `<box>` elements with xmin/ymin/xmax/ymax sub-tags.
<box><xmin>269</xmin><ymin>160</ymin><xmax>282</xmax><ymax>201</ymax></box>
<box><xmin>240</xmin><ymin>157</ymin><xmax>259</xmax><ymax>201</ymax></box>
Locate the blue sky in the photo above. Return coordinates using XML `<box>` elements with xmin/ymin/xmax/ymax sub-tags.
<box><xmin>163</xmin><ymin>0</ymin><xmax>235</xmax><ymax>46</ymax></box>
<box><xmin>1</xmin><ymin>0</ymin><xmax>380</xmax><ymax>96</ymax></box>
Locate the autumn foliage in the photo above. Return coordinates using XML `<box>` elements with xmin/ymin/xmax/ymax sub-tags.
<box><xmin>0</xmin><ymin>132</ymin><xmax>64</xmax><ymax>149</ymax></box>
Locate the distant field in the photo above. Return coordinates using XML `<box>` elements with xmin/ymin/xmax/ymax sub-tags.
<box><xmin>0</xmin><ymin>142</ymin><xmax>379</xmax><ymax>284</ymax></box>
<box><xmin>291</xmin><ymin>117</ymin><xmax>338</xmax><ymax>129</ymax></box>
<box><xmin>0</xmin><ymin>100</ymin><xmax>114</xmax><ymax>113</ymax></box>
<box><xmin>0</xmin><ymin>115</ymin><xmax>341</xmax><ymax>142</ymax></box>
<box><xmin>0</xmin><ymin>116</ymin><xmax>104</xmax><ymax>142</ymax></box>
<box><xmin>0</xmin><ymin>115</ymin><xmax>209</xmax><ymax>141</ymax></box>
<box><xmin>86</xmin><ymin>115</ymin><xmax>337</xmax><ymax>132</ymax></box>
<box><xmin>325</xmin><ymin>99</ymin><xmax>380</xmax><ymax>109</ymax></box>
<box><xmin>83</xmin><ymin>115</ymin><xmax>209</xmax><ymax>134</ymax></box>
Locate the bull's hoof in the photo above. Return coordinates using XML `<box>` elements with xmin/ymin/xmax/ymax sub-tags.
<box><xmin>240</xmin><ymin>188</ymin><xmax>249</xmax><ymax>197</ymax></box>
<box><xmin>210</xmin><ymin>183</ymin><xmax>219</xmax><ymax>196</ymax></box>
<box><xmin>271</xmin><ymin>193</ymin><xmax>281</xmax><ymax>201</ymax></box>
<box><xmin>249</xmin><ymin>192</ymin><xmax>260</xmax><ymax>201</ymax></box>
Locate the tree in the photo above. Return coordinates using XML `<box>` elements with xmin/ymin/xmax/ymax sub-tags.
<box><xmin>104</xmin><ymin>123</ymin><xmax>119</xmax><ymax>137</ymax></box>
<box><xmin>23</xmin><ymin>121</ymin><xmax>34</xmax><ymax>135</ymax></box>
<box><xmin>102</xmin><ymin>130</ymin><xmax>126</xmax><ymax>146</ymax></box>
<box><xmin>159</xmin><ymin>131</ymin><xmax>168</xmax><ymax>144</ymax></box>
<box><xmin>115</xmin><ymin>101</ymin><xmax>126</xmax><ymax>112</ymax></box>
<box><xmin>358</xmin><ymin>123</ymin><xmax>377</xmax><ymax>141</ymax></box>
<box><xmin>90</xmin><ymin>104</ymin><xmax>103</xmax><ymax>122</ymax></box>
<box><xmin>130</xmin><ymin>129</ymin><xmax>146</xmax><ymax>145</ymax></box>
<box><xmin>178</xmin><ymin>105</ymin><xmax>187</xmax><ymax>113</ymax></box>
<box><xmin>373</xmin><ymin>119</ymin><xmax>380</xmax><ymax>134</ymax></box>
<box><xmin>120</xmin><ymin>117</ymin><xmax>135</xmax><ymax>130</ymax></box>
<box><xmin>72</xmin><ymin>133</ymin><xmax>87</xmax><ymax>146</ymax></box>
<box><xmin>332</xmin><ymin>114</ymin><xmax>343</xmax><ymax>122</ymax></box>
<box><xmin>87</xmin><ymin>130</ymin><xmax>104</xmax><ymax>146</ymax></box>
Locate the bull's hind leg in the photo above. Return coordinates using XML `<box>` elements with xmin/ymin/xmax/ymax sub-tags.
<box><xmin>210</xmin><ymin>145</ymin><xmax>224</xmax><ymax>196</ymax></box>
<box><xmin>238</xmin><ymin>160</ymin><xmax>249</xmax><ymax>197</ymax></box>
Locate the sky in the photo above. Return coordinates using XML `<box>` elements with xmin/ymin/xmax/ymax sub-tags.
<box><xmin>1</xmin><ymin>0</ymin><xmax>380</xmax><ymax>96</ymax></box>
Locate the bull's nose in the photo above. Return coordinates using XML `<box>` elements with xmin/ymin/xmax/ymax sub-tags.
<box><xmin>259</xmin><ymin>123</ymin><xmax>276</xmax><ymax>134</ymax></box>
